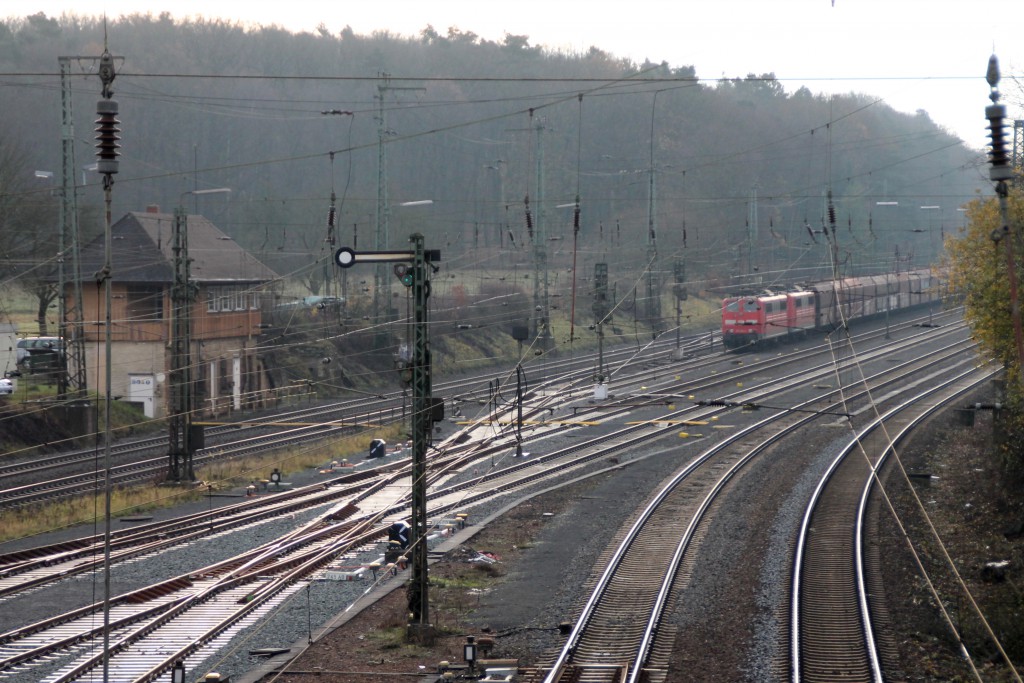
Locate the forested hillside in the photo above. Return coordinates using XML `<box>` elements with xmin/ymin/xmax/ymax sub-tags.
<box><xmin>1</xmin><ymin>12</ymin><xmax>983</xmax><ymax>309</ymax></box>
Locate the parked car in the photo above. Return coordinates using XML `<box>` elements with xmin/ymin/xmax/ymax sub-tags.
<box><xmin>15</xmin><ymin>339</ymin><xmax>29</xmax><ymax>365</ymax></box>
<box><xmin>0</xmin><ymin>378</ymin><xmax>12</xmax><ymax>395</ymax></box>
<box><xmin>17</xmin><ymin>337</ymin><xmax>64</xmax><ymax>373</ymax></box>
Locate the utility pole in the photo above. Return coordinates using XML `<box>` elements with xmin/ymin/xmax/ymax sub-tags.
<box><xmin>645</xmin><ymin>93</ymin><xmax>661</xmax><ymax>330</ymax></box>
<box><xmin>166</xmin><ymin>189</ymin><xmax>229</xmax><ymax>482</ymax></box>
<box><xmin>321</xmin><ymin>111</ymin><xmax>354</xmax><ymax>304</ymax></box>
<box><xmin>335</xmin><ymin>236</ymin><xmax>441</xmax><ymax>643</ymax></box>
<box><xmin>747</xmin><ymin>185</ymin><xmax>759</xmax><ymax>278</ymax></box>
<box><xmin>94</xmin><ymin>45</ymin><xmax>119</xmax><ymax>683</ymax></box>
<box><xmin>530</xmin><ymin>117</ymin><xmax>552</xmax><ymax>348</ymax></box>
<box><xmin>406</xmin><ymin>234</ymin><xmax>435</xmax><ymax>641</ymax></box>
<box><xmin>374</xmin><ymin>75</ymin><xmax>424</xmax><ymax>324</ymax></box>
<box><xmin>645</xmin><ymin>167</ymin><xmax>660</xmax><ymax>327</ymax></box>
<box><xmin>167</xmin><ymin>205</ymin><xmax>196</xmax><ymax>482</ymax></box>
<box><xmin>826</xmin><ymin>189</ymin><xmax>841</xmax><ymax>281</ymax></box>
<box><xmin>592</xmin><ymin>262</ymin><xmax>609</xmax><ymax>397</ymax></box>
<box><xmin>515</xmin><ymin>363</ymin><xmax>525</xmax><ymax>456</ymax></box>
<box><xmin>374</xmin><ymin>78</ymin><xmax>390</xmax><ymax>326</ymax></box>
<box><xmin>58</xmin><ymin>56</ymin><xmax>114</xmax><ymax>397</ymax></box>
<box><xmin>673</xmin><ymin>259</ymin><xmax>688</xmax><ymax>360</ymax></box>
<box><xmin>485</xmin><ymin>159</ymin><xmax>506</xmax><ymax>249</ymax></box>
<box><xmin>986</xmin><ymin>55</ymin><xmax>1024</xmax><ymax>387</ymax></box>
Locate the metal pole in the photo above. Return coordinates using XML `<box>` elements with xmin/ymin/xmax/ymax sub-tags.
<box><xmin>884</xmin><ymin>266</ymin><xmax>892</xmax><ymax>339</ymax></box>
<box><xmin>407</xmin><ymin>233</ymin><xmax>433</xmax><ymax>641</ymax></box>
<box><xmin>986</xmin><ymin>55</ymin><xmax>1024</xmax><ymax>387</ymax></box>
<box><xmin>167</xmin><ymin>206</ymin><xmax>194</xmax><ymax>481</ymax></box>
<box><xmin>531</xmin><ymin>118</ymin><xmax>551</xmax><ymax>348</ymax></box>
<box><xmin>593</xmin><ymin>262</ymin><xmax>608</xmax><ymax>383</ymax></box>
<box><xmin>58</xmin><ymin>56</ymin><xmax>91</xmax><ymax>397</ymax></box>
<box><xmin>167</xmin><ymin>188</ymin><xmax>228</xmax><ymax>481</ymax></box>
<box><xmin>374</xmin><ymin>79</ymin><xmax>389</xmax><ymax>325</ymax></box>
<box><xmin>55</xmin><ymin>62</ymin><xmax>70</xmax><ymax>401</ymax></box>
<box><xmin>95</xmin><ymin>47</ymin><xmax>119</xmax><ymax>683</ymax></box>
<box><xmin>100</xmin><ymin>167</ymin><xmax>114</xmax><ymax>683</ymax></box>
<box><xmin>374</xmin><ymin>77</ymin><xmax>425</xmax><ymax>325</ymax></box>
<box><xmin>676</xmin><ymin>299</ymin><xmax>681</xmax><ymax>350</ymax></box>
<box><xmin>996</xmin><ymin>186</ymin><xmax>1024</xmax><ymax>385</ymax></box>
<box><xmin>331</xmin><ymin>239</ymin><xmax>437</xmax><ymax>640</ymax></box>
<box><xmin>516</xmin><ymin>364</ymin><xmax>524</xmax><ymax>457</ymax></box>
<box><xmin>646</xmin><ymin>92</ymin><xmax>662</xmax><ymax>328</ymax></box>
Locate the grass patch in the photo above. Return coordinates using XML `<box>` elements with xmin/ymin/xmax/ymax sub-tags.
<box><xmin>198</xmin><ymin>422</ymin><xmax>406</xmax><ymax>488</ymax></box>
<box><xmin>0</xmin><ymin>422</ymin><xmax>408</xmax><ymax>544</ymax></box>
<box><xmin>7</xmin><ymin>379</ymin><xmax>59</xmax><ymax>401</ymax></box>
<box><xmin>431</xmin><ymin>571</ymin><xmax>496</xmax><ymax>591</ymax></box>
<box><xmin>0</xmin><ymin>483</ymin><xmax>207</xmax><ymax>544</ymax></box>
<box><xmin>0</xmin><ymin>287</ymin><xmax>43</xmax><ymax>336</ymax></box>
<box><xmin>365</xmin><ymin>626</ymin><xmax>408</xmax><ymax>650</ymax></box>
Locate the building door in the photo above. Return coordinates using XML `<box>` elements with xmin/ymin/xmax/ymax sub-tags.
<box><xmin>128</xmin><ymin>373</ymin><xmax>155</xmax><ymax>418</ymax></box>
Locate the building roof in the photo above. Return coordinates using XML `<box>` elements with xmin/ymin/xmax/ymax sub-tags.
<box><xmin>78</xmin><ymin>211</ymin><xmax>278</xmax><ymax>284</ymax></box>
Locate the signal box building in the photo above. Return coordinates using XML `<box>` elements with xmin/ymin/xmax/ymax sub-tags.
<box><xmin>73</xmin><ymin>206</ymin><xmax>278</xmax><ymax>418</ymax></box>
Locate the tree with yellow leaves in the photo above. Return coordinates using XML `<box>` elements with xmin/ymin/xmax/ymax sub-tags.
<box><xmin>945</xmin><ymin>186</ymin><xmax>1024</xmax><ymax>473</ymax></box>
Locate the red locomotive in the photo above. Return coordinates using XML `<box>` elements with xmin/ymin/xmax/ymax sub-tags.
<box><xmin>721</xmin><ymin>268</ymin><xmax>941</xmax><ymax>349</ymax></box>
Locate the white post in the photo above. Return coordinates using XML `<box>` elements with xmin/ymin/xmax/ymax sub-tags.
<box><xmin>232</xmin><ymin>354</ymin><xmax>241</xmax><ymax>410</ymax></box>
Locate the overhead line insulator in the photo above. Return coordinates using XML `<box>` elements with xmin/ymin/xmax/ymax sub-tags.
<box><xmin>95</xmin><ymin>99</ymin><xmax>120</xmax><ymax>175</ymax></box>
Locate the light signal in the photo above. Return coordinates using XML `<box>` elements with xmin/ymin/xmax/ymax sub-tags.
<box><xmin>394</xmin><ymin>263</ymin><xmax>414</xmax><ymax>287</ymax></box>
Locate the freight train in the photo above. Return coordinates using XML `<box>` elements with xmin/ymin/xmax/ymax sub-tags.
<box><xmin>720</xmin><ymin>268</ymin><xmax>942</xmax><ymax>349</ymax></box>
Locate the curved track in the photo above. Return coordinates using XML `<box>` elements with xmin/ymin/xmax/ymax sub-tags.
<box><xmin>790</xmin><ymin>365</ymin><xmax>999</xmax><ymax>682</ymax></box>
<box><xmin>527</xmin><ymin>326</ymin><xmax>983</xmax><ymax>683</ymax></box>
<box><xmin>0</xmin><ymin>311</ymin><xmax>976</xmax><ymax>682</ymax></box>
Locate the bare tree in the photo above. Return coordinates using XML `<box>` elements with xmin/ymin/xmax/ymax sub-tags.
<box><xmin>0</xmin><ymin>132</ymin><xmax>60</xmax><ymax>334</ymax></box>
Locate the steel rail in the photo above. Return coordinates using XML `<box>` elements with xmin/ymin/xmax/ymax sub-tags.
<box><xmin>0</xmin><ymin>325</ymin><xmax>971</xmax><ymax>607</ymax></box>
<box><xmin>0</xmin><ymin>332</ymin><xmax>718</xmax><ymax>509</ymax></box>
<box><xmin>790</xmin><ymin>365</ymin><xmax>998</xmax><ymax>682</ymax></box>
<box><xmin>540</xmin><ymin>337</ymin><xmax>978</xmax><ymax>682</ymax></box>
<box><xmin>0</xmin><ymin>313</ymin><xmax>951</xmax><ymax>511</ymax></box>
<box><xmin>434</xmin><ymin>335</ymin><xmax>977</xmax><ymax>517</ymax></box>
<box><xmin>0</xmin><ymin>327</ymin><xmax>970</xmax><ymax>683</ymax></box>
<box><xmin>0</xmin><ymin>330</ymin><xmax>715</xmax><ymax>483</ymax></box>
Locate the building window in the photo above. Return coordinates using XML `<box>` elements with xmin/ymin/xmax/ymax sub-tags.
<box><xmin>206</xmin><ymin>285</ymin><xmax>258</xmax><ymax>312</ymax></box>
<box><xmin>126</xmin><ymin>285</ymin><xmax>163</xmax><ymax>320</ymax></box>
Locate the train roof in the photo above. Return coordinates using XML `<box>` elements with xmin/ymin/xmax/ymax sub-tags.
<box><xmin>804</xmin><ymin>268</ymin><xmax>936</xmax><ymax>292</ymax></box>
<box><xmin>721</xmin><ymin>268</ymin><xmax>938</xmax><ymax>299</ymax></box>
<box><xmin>722</xmin><ymin>288</ymin><xmax>813</xmax><ymax>300</ymax></box>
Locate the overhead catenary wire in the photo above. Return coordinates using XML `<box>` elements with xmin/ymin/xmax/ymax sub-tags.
<box><xmin>0</xmin><ymin>48</ymin><xmax>979</xmax><ymax>449</ymax></box>
<box><xmin>817</xmin><ymin>218</ymin><xmax>1016</xmax><ymax>680</ymax></box>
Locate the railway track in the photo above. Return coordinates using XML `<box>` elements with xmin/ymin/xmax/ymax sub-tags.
<box><xmin>0</xmin><ymin>312</ymin><xmax>951</xmax><ymax>508</ymax></box>
<box><xmin>0</xmin><ymin>331</ymin><xmax>721</xmax><ymax>509</ymax></box>
<box><xmin>0</xmin><ymin>313</ymin><xmax>973</xmax><ymax>682</ymax></box>
<box><xmin>0</xmin><ymin>317</ymin><xmax>970</xmax><ymax>603</ymax></box>
<box><xmin>525</xmin><ymin>330</ymin><xmax>983</xmax><ymax>683</ymax></box>
<box><xmin>0</xmin><ymin>467</ymin><xmax>388</xmax><ymax>598</ymax></box>
<box><xmin>790</xmin><ymin>365</ymin><xmax>1000</xmax><ymax>682</ymax></box>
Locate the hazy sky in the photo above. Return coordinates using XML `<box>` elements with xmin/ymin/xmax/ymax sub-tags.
<box><xmin>14</xmin><ymin>0</ymin><xmax>1023</xmax><ymax>149</ymax></box>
